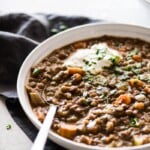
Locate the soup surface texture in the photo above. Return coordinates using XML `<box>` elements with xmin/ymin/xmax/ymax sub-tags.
<box><xmin>26</xmin><ymin>36</ymin><xmax>150</xmax><ymax>147</ymax></box>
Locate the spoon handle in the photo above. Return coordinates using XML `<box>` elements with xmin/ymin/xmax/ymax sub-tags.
<box><xmin>31</xmin><ymin>104</ymin><xmax>57</xmax><ymax>150</ymax></box>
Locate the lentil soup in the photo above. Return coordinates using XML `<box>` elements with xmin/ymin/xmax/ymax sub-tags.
<box><xmin>26</xmin><ymin>36</ymin><xmax>150</xmax><ymax>147</ymax></box>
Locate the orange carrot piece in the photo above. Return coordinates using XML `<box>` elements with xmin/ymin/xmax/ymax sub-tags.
<box><xmin>129</xmin><ymin>79</ymin><xmax>144</xmax><ymax>87</ymax></box>
<box><xmin>114</xmin><ymin>94</ymin><xmax>131</xmax><ymax>105</ymax></box>
<box><xmin>67</xmin><ymin>67</ymin><xmax>85</xmax><ymax>75</ymax></box>
<box><xmin>132</xmin><ymin>55</ymin><xmax>142</xmax><ymax>61</ymax></box>
<box><xmin>134</xmin><ymin>102</ymin><xmax>144</xmax><ymax>110</ymax></box>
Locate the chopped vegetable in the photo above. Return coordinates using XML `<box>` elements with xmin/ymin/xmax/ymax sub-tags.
<box><xmin>6</xmin><ymin>124</ymin><xmax>12</xmax><ymax>130</ymax></box>
<box><xmin>128</xmin><ymin>48</ymin><xmax>139</xmax><ymax>57</ymax></box>
<box><xmin>134</xmin><ymin>102</ymin><xmax>144</xmax><ymax>110</ymax></box>
<box><xmin>114</xmin><ymin>94</ymin><xmax>131</xmax><ymax>105</ymax></box>
<box><xmin>83</xmin><ymin>59</ymin><xmax>90</xmax><ymax>65</ymax></box>
<box><xmin>35</xmin><ymin>109</ymin><xmax>45</xmax><ymax>122</ymax></box>
<box><xmin>125</xmin><ymin>65</ymin><xmax>133</xmax><ymax>71</ymax></box>
<box><xmin>109</xmin><ymin>55</ymin><xmax>120</xmax><ymax>65</ymax></box>
<box><xmin>67</xmin><ymin>67</ymin><xmax>85</xmax><ymax>75</ymax></box>
<box><xmin>87</xmin><ymin>120</ymin><xmax>97</xmax><ymax>132</ymax></box>
<box><xmin>139</xmin><ymin>74</ymin><xmax>150</xmax><ymax>83</ymax></box>
<box><xmin>114</xmin><ymin>66</ymin><xmax>123</xmax><ymax>75</ymax></box>
<box><xmin>129</xmin><ymin>117</ymin><xmax>139</xmax><ymax>127</ymax></box>
<box><xmin>100</xmin><ymin>93</ymin><xmax>109</xmax><ymax>103</ymax></box>
<box><xmin>32</xmin><ymin>68</ymin><xmax>42</xmax><ymax>77</ymax></box>
<box><xmin>131</xmin><ymin>68</ymin><xmax>140</xmax><ymax>75</ymax></box>
<box><xmin>132</xmin><ymin>55</ymin><xmax>142</xmax><ymax>61</ymax></box>
<box><xmin>116</xmin><ymin>82</ymin><xmax>128</xmax><ymax>90</ymax></box>
<box><xmin>59</xmin><ymin>24</ymin><xmax>68</xmax><ymax>30</ymax></box>
<box><xmin>58</xmin><ymin>123</ymin><xmax>77</xmax><ymax>139</ymax></box>
<box><xmin>82</xmin><ymin>99</ymin><xmax>91</xmax><ymax>105</ymax></box>
<box><xmin>133</xmin><ymin>135</ymin><xmax>145</xmax><ymax>145</ymax></box>
<box><xmin>136</xmin><ymin>63</ymin><xmax>142</xmax><ymax>68</ymax></box>
<box><xmin>144</xmin><ymin>86</ymin><xmax>150</xmax><ymax>94</ymax></box>
<box><xmin>135</xmin><ymin>94</ymin><xmax>145</xmax><ymax>101</ymax></box>
<box><xmin>30</xmin><ymin>92</ymin><xmax>45</xmax><ymax>106</ymax></box>
<box><xmin>129</xmin><ymin>79</ymin><xmax>144</xmax><ymax>87</ymax></box>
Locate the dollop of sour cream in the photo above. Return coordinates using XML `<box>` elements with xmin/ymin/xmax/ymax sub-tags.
<box><xmin>64</xmin><ymin>43</ymin><xmax>122</xmax><ymax>74</ymax></box>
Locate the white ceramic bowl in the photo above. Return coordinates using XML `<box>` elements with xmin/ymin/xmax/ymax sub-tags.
<box><xmin>17</xmin><ymin>23</ymin><xmax>150</xmax><ymax>150</ymax></box>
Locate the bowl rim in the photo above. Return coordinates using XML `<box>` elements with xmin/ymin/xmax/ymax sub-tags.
<box><xmin>17</xmin><ymin>22</ymin><xmax>150</xmax><ymax>150</ymax></box>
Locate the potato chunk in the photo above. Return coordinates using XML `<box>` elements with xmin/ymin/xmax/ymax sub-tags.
<box><xmin>30</xmin><ymin>92</ymin><xmax>45</xmax><ymax>106</ymax></box>
<box><xmin>57</xmin><ymin>122</ymin><xmax>77</xmax><ymax>139</ymax></box>
<box><xmin>133</xmin><ymin>135</ymin><xmax>146</xmax><ymax>146</ymax></box>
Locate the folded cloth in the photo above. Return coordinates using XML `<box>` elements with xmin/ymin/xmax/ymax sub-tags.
<box><xmin>0</xmin><ymin>13</ymin><xmax>100</xmax><ymax>149</ymax></box>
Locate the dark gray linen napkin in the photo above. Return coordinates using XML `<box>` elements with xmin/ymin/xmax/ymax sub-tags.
<box><xmin>0</xmin><ymin>13</ymin><xmax>99</xmax><ymax>149</ymax></box>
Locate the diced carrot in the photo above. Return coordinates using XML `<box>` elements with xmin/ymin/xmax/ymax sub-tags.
<box><xmin>129</xmin><ymin>79</ymin><xmax>144</xmax><ymax>87</ymax></box>
<box><xmin>132</xmin><ymin>55</ymin><xmax>142</xmax><ymax>61</ymax></box>
<box><xmin>57</xmin><ymin>123</ymin><xmax>77</xmax><ymax>139</ymax></box>
<box><xmin>114</xmin><ymin>94</ymin><xmax>131</xmax><ymax>105</ymax></box>
<box><xmin>35</xmin><ymin>110</ymin><xmax>45</xmax><ymax>122</ymax></box>
<box><xmin>134</xmin><ymin>102</ymin><xmax>144</xmax><ymax>110</ymax></box>
<box><xmin>67</xmin><ymin>67</ymin><xmax>85</xmax><ymax>75</ymax></box>
<box><xmin>144</xmin><ymin>86</ymin><xmax>150</xmax><ymax>94</ymax></box>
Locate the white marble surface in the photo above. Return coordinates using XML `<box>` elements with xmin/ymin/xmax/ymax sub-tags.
<box><xmin>0</xmin><ymin>0</ymin><xmax>150</xmax><ymax>27</ymax></box>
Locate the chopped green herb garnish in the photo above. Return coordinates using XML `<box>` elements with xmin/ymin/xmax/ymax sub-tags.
<box><xmin>131</xmin><ymin>69</ymin><xmax>140</xmax><ymax>75</ymax></box>
<box><xmin>136</xmin><ymin>63</ymin><xmax>142</xmax><ymax>68</ymax></box>
<box><xmin>129</xmin><ymin>117</ymin><xmax>139</xmax><ymax>127</ymax></box>
<box><xmin>51</xmin><ymin>28</ymin><xmax>59</xmax><ymax>33</ymax></box>
<box><xmin>82</xmin><ymin>99</ymin><xmax>91</xmax><ymax>105</ymax></box>
<box><xmin>128</xmin><ymin>48</ymin><xmax>139</xmax><ymax>57</ymax></box>
<box><xmin>102</xmin><ymin>66</ymin><xmax>111</xmax><ymax>70</ymax></box>
<box><xmin>96</xmin><ymin>49</ymin><xmax>100</xmax><ymax>55</ymax></box>
<box><xmin>83</xmin><ymin>59</ymin><xmax>89</xmax><ymax>65</ymax></box>
<box><xmin>120</xmin><ymin>74</ymin><xmax>130</xmax><ymax>81</ymax></box>
<box><xmin>59</xmin><ymin>24</ymin><xmax>68</xmax><ymax>30</ymax></box>
<box><xmin>138</xmin><ymin>74</ymin><xmax>150</xmax><ymax>83</ymax></box>
<box><xmin>125</xmin><ymin>65</ymin><xmax>133</xmax><ymax>71</ymax></box>
<box><xmin>98</xmin><ymin>57</ymin><xmax>102</xmax><ymax>60</ymax></box>
<box><xmin>6</xmin><ymin>124</ymin><xmax>12</xmax><ymax>130</ymax></box>
<box><xmin>109</xmin><ymin>55</ymin><xmax>120</xmax><ymax>65</ymax></box>
<box><xmin>114</xmin><ymin>66</ymin><xmax>123</xmax><ymax>75</ymax></box>
<box><xmin>100</xmin><ymin>93</ymin><xmax>109</xmax><ymax>103</ymax></box>
<box><xmin>32</xmin><ymin>68</ymin><xmax>41</xmax><ymax>77</ymax></box>
<box><xmin>104</xmin><ymin>97</ymin><xmax>109</xmax><ymax>104</ymax></box>
<box><xmin>92</xmin><ymin>61</ymin><xmax>97</xmax><ymax>64</ymax></box>
<box><xmin>125</xmin><ymin>64</ymin><xmax>140</xmax><ymax>75</ymax></box>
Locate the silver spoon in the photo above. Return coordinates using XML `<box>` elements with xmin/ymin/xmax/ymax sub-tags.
<box><xmin>31</xmin><ymin>104</ymin><xmax>57</xmax><ymax>150</ymax></box>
